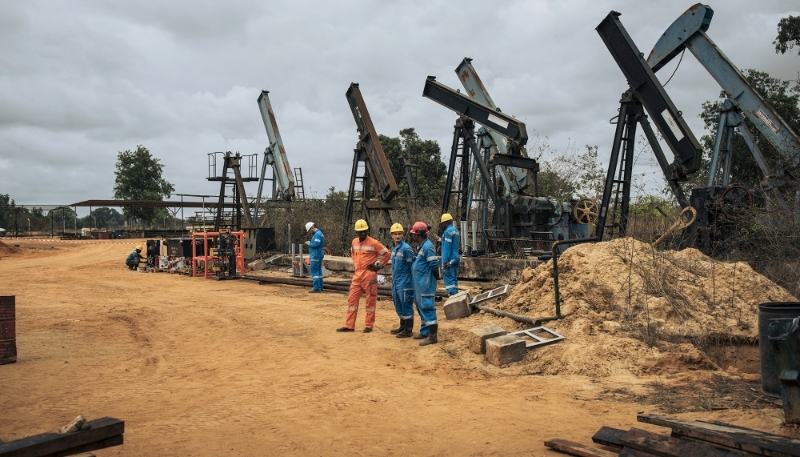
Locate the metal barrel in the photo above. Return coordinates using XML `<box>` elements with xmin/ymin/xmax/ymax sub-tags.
<box><xmin>759</xmin><ymin>302</ymin><xmax>800</xmax><ymax>396</ymax></box>
<box><xmin>0</xmin><ymin>295</ymin><xmax>16</xmax><ymax>364</ymax></box>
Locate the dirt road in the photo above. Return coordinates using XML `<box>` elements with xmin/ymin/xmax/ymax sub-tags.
<box><xmin>0</xmin><ymin>240</ymin><xmax>790</xmax><ymax>455</ymax></box>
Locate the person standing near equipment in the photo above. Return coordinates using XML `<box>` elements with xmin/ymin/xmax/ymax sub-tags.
<box><xmin>337</xmin><ymin>219</ymin><xmax>390</xmax><ymax>333</ymax></box>
<box><xmin>304</xmin><ymin>222</ymin><xmax>325</xmax><ymax>293</ymax></box>
<box><xmin>440</xmin><ymin>213</ymin><xmax>461</xmax><ymax>296</ymax></box>
<box><xmin>125</xmin><ymin>245</ymin><xmax>144</xmax><ymax>270</ymax></box>
<box><xmin>409</xmin><ymin>221</ymin><xmax>439</xmax><ymax>346</ymax></box>
<box><xmin>389</xmin><ymin>223</ymin><xmax>415</xmax><ymax>338</ymax></box>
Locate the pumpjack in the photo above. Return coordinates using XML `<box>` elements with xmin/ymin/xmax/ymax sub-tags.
<box><xmin>596</xmin><ymin>4</ymin><xmax>800</xmax><ymax>252</ymax></box>
<box><xmin>423</xmin><ymin>61</ymin><xmax>592</xmax><ymax>255</ymax></box>
<box><xmin>344</xmin><ymin>83</ymin><xmax>416</xmax><ymax>243</ymax></box>
<box><xmin>206</xmin><ymin>91</ymin><xmax>306</xmax><ymax>258</ymax></box>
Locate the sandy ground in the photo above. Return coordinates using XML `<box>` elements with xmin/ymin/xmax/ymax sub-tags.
<box><xmin>0</xmin><ymin>239</ymin><xmax>794</xmax><ymax>456</ymax></box>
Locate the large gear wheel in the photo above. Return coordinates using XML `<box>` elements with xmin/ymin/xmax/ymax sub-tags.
<box><xmin>720</xmin><ymin>185</ymin><xmax>753</xmax><ymax>221</ymax></box>
<box><xmin>572</xmin><ymin>198</ymin><xmax>599</xmax><ymax>224</ymax></box>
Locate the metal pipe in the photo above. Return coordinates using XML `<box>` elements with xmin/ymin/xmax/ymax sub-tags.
<box><xmin>534</xmin><ymin>237</ymin><xmax>598</xmax><ymax>324</ymax></box>
<box><xmin>472</xmin><ymin>304</ymin><xmax>540</xmax><ymax>325</ymax></box>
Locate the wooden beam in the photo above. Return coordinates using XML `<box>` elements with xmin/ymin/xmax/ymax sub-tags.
<box><xmin>638</xmin><ymin>414</ymin><xmax>800</xmax><ymax>457</ymax></box>
<box><xmin>621</xmin><ymin>427</ymin><xmax>739</xmax><ymax>457</ymax></box>
<box><xmin>544</xmin><ymin>438</ymin><xmax>619</xmax><ymax>457</ymax></box>
<box><xmin>0</xmin><ymin>417</ymin><xmax>123</xmax><ymax>457</ymax></box>
<box><xmin>592</xmin><ymin>426</ymin><xmax>627</xmax><ymax>448</ymax></box>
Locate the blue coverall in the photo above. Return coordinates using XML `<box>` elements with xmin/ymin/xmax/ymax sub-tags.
<box><xmin>412</xmin><ymin>238</ymin><xmax>439</xmax><ymax>337</ymax></box>
<box><xmin>308</xmin><ymin>229</ymin><xmax>325</xmax><ymax>291</ymax></box>
<box><xmin>391</xmin><ymin>240</ymin><xmax>415</xmax><ymax>323</ymax></box>
<box><xmin>441</xmin><ymin>224</ymin><xmax>461</xmax><ymax>295</ymax></box>
<box><xmin>125</xmin><ymin>250</ymin><xmax>142</xmax><ymax>269</ymax></box>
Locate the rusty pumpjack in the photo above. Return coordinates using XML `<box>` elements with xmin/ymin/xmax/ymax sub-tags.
<box><xmin>343</xmin><ymin>83</ymin><xmax>416</xmax><ymax>244</ymax></box>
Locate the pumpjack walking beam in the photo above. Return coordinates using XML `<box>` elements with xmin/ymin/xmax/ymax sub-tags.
<box><xmin>344</xmin><ymin>83</ymin><xmax>400</xmax><ymax>236</ymax></box>
<box><xmin>647</xmin><ymin>3</ymin><xmax>800</xmax><ymax>212</ymax></box>
<box><xmin>254</xmin><ymin>91</ymin><xmax>296</xmax><ymax>226</ymax></box>
<box><xmin>595</xmin><ymin>10</ymin><xmax>702</xmax><ymax>239</ymax></box>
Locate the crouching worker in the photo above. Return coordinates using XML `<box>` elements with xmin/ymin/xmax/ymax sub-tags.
<box><xmin>126</xmin><ymin>245</ymin><xmax>144</xmax><ymax>270</ymax></box>
<box><xmin>410</xmin><ymin>222</ymin><xmax>439</xmax><ymax>346</ymax></box>
<box><xmin>389</xmin><ymin>223</ymin><xmax>415</xmax><ymax>338</ymax></box>
<box><xmin>337</xmin><ymin>219</ymin><xmax>390</xmax><ymax>333</ymax></box>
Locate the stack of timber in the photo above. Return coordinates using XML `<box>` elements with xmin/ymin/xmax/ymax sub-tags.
<box><xmin>545</xmin><ymin>414</ymin><xmax>800</xmax><ymax>457</ymax></box>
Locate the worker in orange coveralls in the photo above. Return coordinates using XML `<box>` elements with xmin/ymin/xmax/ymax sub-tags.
<box><xmin>336</xmin><ymin>219</ymin><xmax>391</xmax><ymax>333</ymax></box>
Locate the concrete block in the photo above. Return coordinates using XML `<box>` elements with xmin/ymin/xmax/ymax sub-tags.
<box><xmin>485</xmin><ymin>334</ymin><xmax>526</xmax><ymax>366</ymax></box>
<box><xmin>248</xmin><ymin>259</ymin><xmax>267</xmax><ymax>271</ymax></box>
<box><xmin>468</xmin><ymin>324</ymin><xmax>507</xmax><ymax>354</ymax></box>
<box><xmin>443</xmin><ymin>291</ymin><xmax>472</xmax><ymax>320</ymax></box>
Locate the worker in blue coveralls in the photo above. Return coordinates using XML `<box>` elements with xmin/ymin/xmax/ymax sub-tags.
<box><xmin>388</xmin><ymin>223</ymin><xmax>415</xmax><ymax>339</ymax></box>
<box><xmin>409</xmin><ymin>221</ymin><xmax>439</xmax><ymax>346</ymax></box>
<box><xmin>305</xmin><ymin>221</ymin><xmax>325</xmax><ymax>293</ymax></box>
<box><xmin>439</xmin><ymin>213</ymin><xmax>461</xmax><ymax>296</ymax></box>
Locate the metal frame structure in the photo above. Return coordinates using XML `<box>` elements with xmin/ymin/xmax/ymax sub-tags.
<box><xmin>595</xmin><ymin>10</ymin><xmax>703</xmax><ymax>240</ymax></box>
<box><xmin>343</xmin><ymin>83</ymin><xmax>402</xmax><ymax>241</ymax></box>
<box><xmin>191</xmin><ymin>230</ymin><xmax>246</xmax><ymax>279</ymax></box>
<box><xmin>423</xmin><ymin>75</ymin><xmax>557</xmax><ymax>254</ymax></box>
<box><xmin>254</xmin><ymin>91</ymin><xmax>299</xmax><ymax>226</ymax></box>
<box><xmin>646</xmin><ymin>4</ymin><xmax>799</xmax><ymax>214</ymax></box>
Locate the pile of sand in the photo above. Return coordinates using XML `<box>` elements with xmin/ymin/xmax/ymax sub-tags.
<box><xmin>494</xmin><ymin>237</ymin><xmax>797</xmax><ymax>376</ymax></box>
<box><xmin>0</xmin><ymin>240</ymin><xmax>19</xmax><ymax>257</ymax></box>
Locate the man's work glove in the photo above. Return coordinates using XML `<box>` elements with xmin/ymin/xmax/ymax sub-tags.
<box><xmin>442</xmin><ymin>262</ymin><xmax>450</xmax><ymax>270</ymax></box>
<box><xmin>433</xmin><ymin>268</ymin><xmax>441</xmax><ymax>280</ymax></box>
<box><xmin>367</xmin><ymin>262</ymin><xmax>382</xmax><ymax>272</ymax></box>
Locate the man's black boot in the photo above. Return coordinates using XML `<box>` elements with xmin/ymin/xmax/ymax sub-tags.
<box><xmin>389</xmin><ymin>318</ymin><xmax>403</xmax><ymax>335</ymax></box>
<box><xmin>396</xmin><ymin>319</ymin><xmax>413</xmax><ymax>338</ymax></box>
<box><xmin>419</xmin><ymin>324</ymin><xmax>438</xmax><ymax>346</ymax></box>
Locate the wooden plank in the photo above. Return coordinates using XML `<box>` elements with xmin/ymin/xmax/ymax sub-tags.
<box><xmin>0</xmin><ymin>417</ymin><xmax>124</xmax><ymax>457</ymax></box>
<box><xmin>51</xmin><ymin>435</ymin><xmax>122</xmax><ymax>457</ymax></box>
<box><xmin>592</xmin><ymin>426</ymin><xmax>627</xmax><ymax>448</ymax></box>
<box><xmin>674</xmin><ymin>434</ymin><xmax>763</xmax><ymax>457</ymax></box>
<box><xmin>621</xmin><ymin>427</ymin><xmax>739</xmax><ymax>457</ymax></box>
<box><xmin>544</xmin><ymin>438</ymin><xmax>619</xmax><ymax>457</ymax></box>
<box><xmin>619</xmin><ymin>448</ymin><xmax>658</xmax><ymax>457</ymax></box>
<box><xmin>638</xmin><ymin>414</ymin><xmax>800</xmax><ymax>457</ymax></box>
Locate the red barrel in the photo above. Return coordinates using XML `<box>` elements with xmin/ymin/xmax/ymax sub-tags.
<box><xmin>0</xmin><ymin>296</ymin><xmax>16</xmax><ymax>364</ymax></box>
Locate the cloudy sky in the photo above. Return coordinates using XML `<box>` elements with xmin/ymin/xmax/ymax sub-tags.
<box><xmin>1</xmin><ymin>0</ymin><xmax>798</xmax><ymax>210</ymax></box>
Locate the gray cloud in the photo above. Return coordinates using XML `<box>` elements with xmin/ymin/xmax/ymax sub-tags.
<box><xmin>0</xmin><ymin>0</ymin><xmax>798</xmax><ymax>207</ymax></box>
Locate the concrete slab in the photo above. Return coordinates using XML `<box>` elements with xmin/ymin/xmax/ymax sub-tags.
<box><xmin>468</xmin><ymin>324</ymin><xmax>507</xmax><ymax>354</ymax></box>
<box><xmin>443</xmin><ymin>291</ymin><xmax>472</xmax><ymax>320</ymax></box>
<box><xmin>485</xmin><ymin>334</ymin><xmax>526</xmax><ymax>366</ymax></box>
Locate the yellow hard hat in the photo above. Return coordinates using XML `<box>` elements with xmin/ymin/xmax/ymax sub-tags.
<box><xmin>354</xmin><ymin>219</ymin><xmax>369</xmax><ymax>231</ymax></box>
<box><xmin>441</xmin><ymin>213</ymin><xmax>453</xmax><ymax>223</ymax></box>
<box><xmin>135</xmin><ymin>245</ymin><xmax>143</xmax><ymax>251</ymax></box>
<box><xmin>390</xmin><ymin>223</ymin><xmax>404</xmax><ymax>233</ymax></box>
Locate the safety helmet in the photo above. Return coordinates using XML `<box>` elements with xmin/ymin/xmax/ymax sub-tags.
<box><xmin>305</xmin><ymin>222</ymin><xmax>315</xmax><ymax>232</ymax></box>
<box><xmin>441</xmin><ymin>213</ymin><xmax>453</xmax><ymax>223</ymax></box>
<box><xmin>135</xmin><ymin>245</ymin><xmax>143</xmax><ymax>251</ymax></box>
<box><xmin>354</xmin><ymin>219</ymin><xmax>369</xmax><ymax>232</ymax></box>
<box><xmin>390</xmin><ymin>223</ymin><xmax>404</xmax><ymax>233</ymax></box>
<box><xmin>409</xmin><ymin>221</ymin><xmax>428</xmax><ymax>235</ymax></box>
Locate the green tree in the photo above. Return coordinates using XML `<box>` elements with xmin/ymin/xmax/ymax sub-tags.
<box><xmin>697</xmin><ymin>69</ymin><xmax>800</xmax><ymax>188</ymax></box>
<box><xmin>379</xmin><ymin>128</ymin><xmax>446</xmax><ymax>206</ymax></box>
<box><xmin>0</xmin><ymin>194</ymin><xmax>14</xmax><ymax>228</ymax></box>
<box><xmin>535</xmin><ymin>143</ymin><xmax>606</xmax><ymax>201</ymax></box>
<box><xmin>113</xmin><ymin>145</ymin><xmax>175</xmax><ymax>225</ymax></box>
<box><xmin>774</xmin><ymin>15</ymin><xmax>800</xmax><ymax>55</ymax></box>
